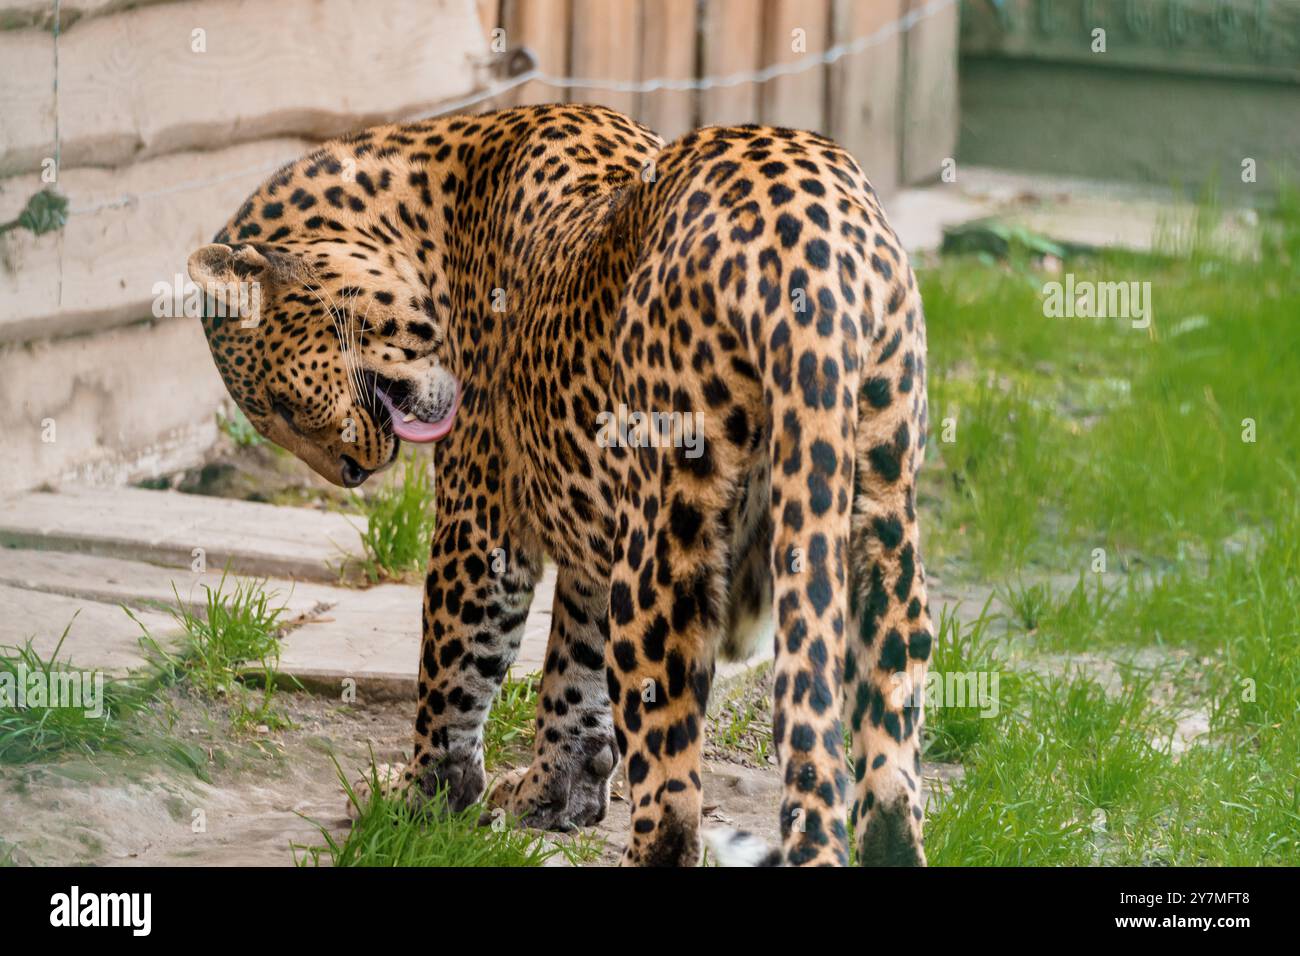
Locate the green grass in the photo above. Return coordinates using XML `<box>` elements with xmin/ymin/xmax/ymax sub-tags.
<box><xmin>708</xmin><ymin>662</ymin><xmax>774</xmax><ymax>764</ymax></box>
<box><xmin>216</xmin><ymin>406</ymin><xmax>264</xmax><ymax>448</ymax></box>
<box><xmin>0</xmin><ymin>620</ymin><xmax>207</xmax><ymax>773</ymax></box>
<box><xmin>0</xmin><ymin>622</ymin><xmax>151</xmax><ymax>764</ymax></box>
<box><xmin>352</xmin><ymin>451</ymin><xmax>438</xmax><ymax>583</ymax></box>
<box><xmin>484</xmin><ymin>673</ymin><xmax>538</xmax><ymax>770</ymax></box>
<box><xmin>921</xmin><ymin>212</ymin><xmax>1299</xmax><ymax>571</ymax></box>
<box><xmin>998</xmin><ymin>579</ymin><xmax>1053</xmax><ymax>632</ymax></box>
<box><xmin>925</xmin><ymin>642</ymin><xmax>1299</xmax><ymax>865</ymax></box>
<box><xmin>294</xmin><ymin>758</ymin><xmax>580</xmax><ymax>867</ymax></box>
<box><xmin>922</xmin><ymin>603</ymin><xmax>1009</xmax><ymax>764</ymax></box>
<box><xmin>135</xmin><ymin>570</ymin><xmax>293</xmax><ymax>733</ymax></box>
<box><xmin>2</xmin><ymin>572</ymin><xmax>296</xmax><ymax>770</ymax></box>
<box><xmin>917</xmin><ymin>192</ymin><xmax>1300</xmax><ymax>866</ymax></box>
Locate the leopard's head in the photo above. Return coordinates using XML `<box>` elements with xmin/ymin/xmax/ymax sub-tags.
<box><xmin>187</xmin><ymin>236</ymin><xmax>459</xmax><ymax>488</ymax></box>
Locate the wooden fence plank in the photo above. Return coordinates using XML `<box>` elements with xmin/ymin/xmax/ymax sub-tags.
<box><xmin>828</xmin><ymin>0</ymin><xmax>903</xmax><ymax>196</ymax></box>
<box><xmin>698</xmin><ymin>0</ymin><xmax>762</xmax><ymax>127</ymax></box>
<box><xmin>568</xmin><ymin>0</ymin><xmax>640</xmax><ymax>116</ymax></box>
<box><xmin>900</xmin><ymin>0</ymin><xmax>959</xmax><ymax>184</ymax></box>
<box><xmin>638</xmin><ymin>0</ymin><xmax>697</xmax><ymax>141</ymax></box>
<box><xmin>759</xmin><ymin>0</ymin><xmax>828</xmax><ymax>131</ymax></box>
<box><xmin>475</xmin><ymin>0</ymin><xmax>499</xmax><ymax>37</ymax></box>
<box><xmin>500</xmin><ymin>0</ymin><xmax>568</xmax><ymax>106</ymax></box>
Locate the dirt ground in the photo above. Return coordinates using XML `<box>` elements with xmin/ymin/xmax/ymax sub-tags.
<box><xmin>0</xmin><ymin>683</ymin><xmax>786</xmax><ymax>866</ymax></box>
<box><xmin>0</xmin><ymin>437</ymin><xmax>955</xmax><ymax>867</ymax></box>
<box><xmin>1</xmin><ymin>668</ymin><xmax>959</xmax><ymax>866</ymax></box>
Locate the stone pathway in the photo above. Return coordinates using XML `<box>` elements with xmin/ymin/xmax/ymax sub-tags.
<box><xmin>0</xmin><ymin>487</ymin><xmax>775</xmax><ymax>695</ymax></box>
<box><xmin>0</xmin><ymin>486</ymin><xmax>559</xmax><ymax>688</ymax></box>
<box><xmin>0</xmin><ymin>489</ymin><xmax>553</xmax><ymax>686</ymax></box>
<box><xmin>0</xmin><ymin>487</ymin><xmax>361</xmax><ymax>580</ymax></box>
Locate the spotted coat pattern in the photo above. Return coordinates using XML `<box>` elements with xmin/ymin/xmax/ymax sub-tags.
<box><xmin>189</xmin><ymin>104</ymin><xmax>932</xmax><ymax>866</ymax></box>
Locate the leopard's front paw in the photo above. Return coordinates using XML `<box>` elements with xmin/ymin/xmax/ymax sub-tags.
<box><xmin>488</xmin><ymin>735</ymin><xmax>618</xmax><ymax>831</ymax></box>
<box><xmin>412</xmin><ymin>749</ymin><xmax>487</xmax><ymax>813</ymax></box>
<box><xmin>344</xmin><ymin>762</ymin><xmax>409</xmax><ymax>820</ymax></box>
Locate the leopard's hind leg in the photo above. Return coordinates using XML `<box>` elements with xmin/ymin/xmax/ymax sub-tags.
<box><xmin>761</xmin><ymin>311</ymin><xmax>857</xmax><ymax>868</ymax></box>
<box><xmin>845</xmin><ymin>265</ymin><xmax>932</xmax><ymax>866</ymax></box>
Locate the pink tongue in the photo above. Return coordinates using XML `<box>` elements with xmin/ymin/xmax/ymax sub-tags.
<box><xmin>374</xmin><ymin>384</ymin><xmax>459</xmax><ymax>443</ymax></box>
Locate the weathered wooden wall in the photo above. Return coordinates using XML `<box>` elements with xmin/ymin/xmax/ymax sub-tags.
<box><xmin>0</xmin><ymin>0</ymin><xmax>957</xmax><ymax>495</ymax></box>
<box><xmin>0</xmin><ymin>0</ymin><xmax>489</xmax><ymax>493</ymax></box>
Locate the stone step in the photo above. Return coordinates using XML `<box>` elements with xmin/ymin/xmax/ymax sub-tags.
<box><xmin>0</xmin><ymin>487</ymin><xmax>366</xmax><ymax>582</ymax></box>
<box><xmin>0</xmin><ymin>547</ymin><xmax>362</xmax><ymax>678</ymax></box>
<box><xmin>3</xmin><ymin>522</ymin><xmax>773</xmax><ymax>706</ymax></box>
<box><xmin>273</xmin><ymin>565</ymin><xmax>559</xmax><ymax>700</ymax></box>
<box><xmin>0</xmin><ymin>582</ymin><xmax>177</xmax><ymax>675</ymax></box>
<box><xmin>0</xmin><ymin>541</ymin><xmax>558</xmax><ymax>695</ymax></box>
<box><xmin>0</xmin><ymin>547</ymin><xmax>344</xmax><ymax>619</ymax></box>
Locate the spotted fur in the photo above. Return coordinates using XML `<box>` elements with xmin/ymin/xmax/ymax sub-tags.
<box><xmin>188</xmin><ymin>104</ymin><xmax>932</xmax><ymax>866</ymax></box>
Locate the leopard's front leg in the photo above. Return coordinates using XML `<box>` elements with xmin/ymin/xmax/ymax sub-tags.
<box><xmin>352</xmin><ymin>444</ymin><xmax>545</xmax><ymax>815</ymax></box>
<box><xmin>488</xmin><ymin>569</ymin><xmax>618</xmax><ymax>830</ymax></box>
<box><xmin>404</xmin><ymin>512</ymin><xmax>543</xmax><ymax>810</ymax></box>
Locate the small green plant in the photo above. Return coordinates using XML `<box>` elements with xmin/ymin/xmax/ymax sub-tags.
<box><xmin>999</xmin><ymin>580</ymin><xmax>1053</xmax><ymax>632</ymax></box>
<box><xmin>0</xmin><ymin>189</ymin><xmax>68</xmax><ymax>237</ymax></box>
<box><xmin>136</xmin><ymin>570</ymin><xmax>292</xmax><ymax>732</ymax></box>
<box><xmin>294</xmin><ymin>757</ymin><xmax>564</xmax><ymax>867</ymax></box>
<box><xmin>352</xmin><ymin>452</ymin><xmax>437</xmax><ymax>582</ymax></box>
<box><xmin>216</xmin><ymin>406</ymin><xmax>264</xmax><ymax>448</ymax></box>
<box><xmin>0</xmin><ymin>621</ymin><xmax>149</xmax><ymax>764</ymax></box>
<box><xmin>922</xmin><ymin>603</ymin><xmax>1005</xmax><ymax>764</ymax></box>
<box><xmin>484</xmin><ymin>673</ymin><xmax>539</xmax><ymax>770</ymax></box>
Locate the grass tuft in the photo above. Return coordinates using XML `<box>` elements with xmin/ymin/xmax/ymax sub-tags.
<box><xmin>216</xmin><ymin>406</ymin><xmax>264</xmax><ymax>448</ymax></box>
<box><xmin>135</xmin><ymin>570</ymin><xmax>293</xmax><ymax>733</ymax></box>
<box><xmin>294</xmin><ymin>756</ymin><xmax>571</xmax><ymax>867</ymax></box>
<box><xmin>998</xmin><ymin>580</ymin><xmax>1053</xmax><ymax>632</ymax></box>
<box><xmin>352</xmin><ymin>452</ymin><xmax>438</xmax><ymax>583</ymax></box>
<box><xmin>0</xmin><ymin>622</ymin><xmax>150</xmax><ymax>764</ymax></box>
<box><xmin>0</xmin><ymin>620</ymin><xmax>207</xmax><ymax>773</ymax></box>
<box><xmin>483</xmin><ymin>673</ymin><xmax>539</xmax><ymax>771</ymax></box>
<box><xmin>922</xmin><ymin>603</ymin><xmax>1007</xmax><ymax>764</ymax></box>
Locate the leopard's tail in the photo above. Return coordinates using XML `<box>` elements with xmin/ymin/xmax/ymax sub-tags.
<box><xmin>703</xmin><ymin>828</ymin><xmax>783</xmax><ymax>867</ymax></box>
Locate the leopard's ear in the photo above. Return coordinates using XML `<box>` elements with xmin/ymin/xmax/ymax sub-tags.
<box><xmin>187</xmin><ymin>243</ymin><xmax>272</xmax><ymax>292</ymax></box>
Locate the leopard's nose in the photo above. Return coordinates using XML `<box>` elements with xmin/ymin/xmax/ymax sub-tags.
<box><xmin>340</xmin><ymin>454</ymin><xmax>371</xmax><ymax>488</ymax></box>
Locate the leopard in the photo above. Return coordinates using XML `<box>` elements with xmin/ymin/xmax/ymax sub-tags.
<box><xmin>187</xmin><ymin>102</ymin><xmax>933</xmax><ymax>867</ymax></box>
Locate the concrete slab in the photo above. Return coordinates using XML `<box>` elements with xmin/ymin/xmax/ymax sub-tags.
<box><xmin>1</xmin><ymin>504</ymin><xmax>771</xmax><ymax>705</ymax></box>
<box><xmin>512</xmin><ymin>567</ymin><xmax>555</xmax><ymax>677</ymax></box>
<box><xmin>0</xmin><ymin>582</ymin><xmax>178</xmax><ymax>675</ymax></box>
<box><xmin>273</xmin><ymin>565</ymin><xmax>560</xmax><ymax>700</ymax></box>
<box><xmin>273</xmin><ymin>583</ymin><xmax>426</xmax><ymax>700</ymax></box>
<box><xmin>0</xmin><ymin>487</ymin><xmax>366</xmax><ymax>582</ymax></box>
<box><xmin>888</xmin><ymin>182</ymin><xmax>998</xmax><ymax>255</ymax></box>
<box><xmin>888</xmin><ymin>164</ymin><xmax>1261</xmax><ymax>257</ymax></box>
<box><xmin>0</xmin><ymin>548</ymin><xmax>346</xmax><ymax>620</ymax></box>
